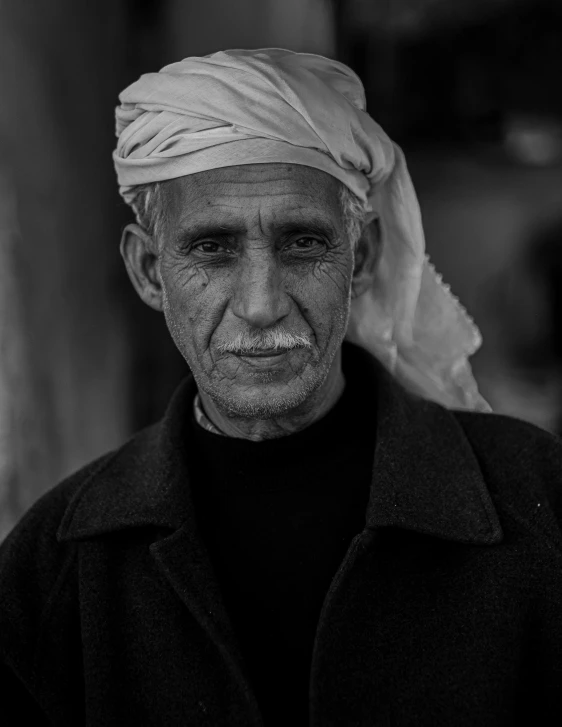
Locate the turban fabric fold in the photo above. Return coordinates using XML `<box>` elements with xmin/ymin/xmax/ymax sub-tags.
<box><xmin>114</xmin><ymin>48</ymin><xmax>490</xmax><ymax>412</ymax></box>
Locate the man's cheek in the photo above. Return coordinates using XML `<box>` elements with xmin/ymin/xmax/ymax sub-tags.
<box><xmin>309</xmin><ymin>283</ymin><xmax>351</xmax><ymax>340</ymax></box>
<box><xmin>306</xmin><ymin>267</ymin><xmax>351</xmax><ymax>313</ymax></box>
<box><xmin>314</xmin><ymin>258</ymin><xmax>352</xmax><ymax>298</ymax></box>
<box><xmin>166</xmin><ymin>268</ymin><xmax>213</xmax><ymax>317</ymax></box>
<box><xmin>181</xmin><ymin>290</ymin><xmax>230</xmax><ymax>356</ymax></box>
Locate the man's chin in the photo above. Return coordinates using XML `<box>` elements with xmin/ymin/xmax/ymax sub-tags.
<box><xmin>208</xmin><ymin>381</ymin><xmax>316</xmax><ymax>420</ymax></box>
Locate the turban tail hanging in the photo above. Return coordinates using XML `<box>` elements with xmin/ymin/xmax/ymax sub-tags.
<box><xmin>113</xmin><ymin>48</ymin><xmax>490</xmax><ymax>413</ymax></box>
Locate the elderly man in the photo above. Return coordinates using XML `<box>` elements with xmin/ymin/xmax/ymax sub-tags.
<box><xmin>1</xmin><ymin>49</ymin><xmax>562</xmax><ymax>727</ymax></box>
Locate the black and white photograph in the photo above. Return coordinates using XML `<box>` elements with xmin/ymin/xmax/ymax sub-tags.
<box><xmin>1</xmin><ymin>1</ymin><xmax>562</xmax><ymax>725</ymax></box>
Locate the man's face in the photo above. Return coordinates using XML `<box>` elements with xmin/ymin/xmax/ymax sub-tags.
<box><xmin>154</xmin><ymin>163</ymin><xmax>355</xmax><ymax>418</ymax></box>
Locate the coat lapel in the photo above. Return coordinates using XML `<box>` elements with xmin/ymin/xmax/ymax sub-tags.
<box><xmin>149</xmin><ymin>524</ymin><xmax>262</xmax><ymax>721</ymax></box>
<box><xmin>365</xmin><ymin>353</ymin><xmax>504</xmax><ymax>545</ymax></box>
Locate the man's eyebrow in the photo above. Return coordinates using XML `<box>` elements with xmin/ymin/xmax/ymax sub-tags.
<box><xmin>173</xmin><ymin>223</ymin><xmax>245</xmax><ymax>247</ymax></box>
<box><xmin>274</xmin><ymin>218</ymin><xmax>338</xmax><ymax>239</ymax></box>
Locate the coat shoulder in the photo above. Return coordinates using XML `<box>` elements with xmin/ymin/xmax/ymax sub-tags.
<box><xmin>0</xmin><ymin>419</ymin><xmax>161</xmax><ymax>580</ymax></box>
<box><xmin>0</xmin><ymin>424</ymin><xmax>159</xmax><ymax>672</ymax></box>
<box><xmin>1</xmin><ymin>449</ymin><xmax>115</xmax><ymax>577</ymax></box>
<box><xmin>0</xmin><ymin>450</ymin><xmax>113</xmax><ymax>664</ymax></box>
<box><xmin>454</xmin><ymin>409</ymin><xmax>562</xmax><ymax>541</ymax></box>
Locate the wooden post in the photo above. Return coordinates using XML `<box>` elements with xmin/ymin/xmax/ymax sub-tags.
<box><xmin>0</xmin><ymin>1</ymin><xmax>132</xmax><ymax>534</ymax></box>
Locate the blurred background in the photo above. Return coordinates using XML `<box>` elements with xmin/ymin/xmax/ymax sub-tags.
<box><xmin>1</xmin><ymin>0</ymin><xmax>562</xmax><ymax>536</ymax></box>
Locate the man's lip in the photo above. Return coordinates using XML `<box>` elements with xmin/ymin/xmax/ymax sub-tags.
<box><xmin>236</xmin><ymin>348</ymin><xmax>289</xmax><ymax>358</ymax></box>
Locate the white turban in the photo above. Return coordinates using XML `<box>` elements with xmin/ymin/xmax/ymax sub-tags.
<box><xmin>114</xmin><ymin>48</ymin><xmax>491</xmax><ymax>413</ymax></box>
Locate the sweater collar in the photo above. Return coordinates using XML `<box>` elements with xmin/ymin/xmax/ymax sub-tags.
<box><xmin>57</xmin><ymin>346</ymin><xmax>502</xmax><ymax>545</ymax></box>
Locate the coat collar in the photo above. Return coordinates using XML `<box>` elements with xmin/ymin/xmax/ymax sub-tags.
<box><xmin>57</xmin><ymin>345</ymin><xmax>503</xmax><ymax>546</ymax></box>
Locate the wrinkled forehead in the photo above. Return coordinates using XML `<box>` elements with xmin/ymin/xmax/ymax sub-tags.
<box><xmin>164</xmin><ymin>163</ymin><xmax>344</xmax><ymax>227</ymax></box>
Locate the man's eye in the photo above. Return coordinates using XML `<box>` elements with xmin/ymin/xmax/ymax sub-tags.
<box><xmin>288</xmin><ymin>237</ymin><xmax>325</xmax><ymax>251</ymax></box>
<box><xmin>193</xmin><ymin>241</ymin><xmax>225</xmax><ymax>254</ymax></box>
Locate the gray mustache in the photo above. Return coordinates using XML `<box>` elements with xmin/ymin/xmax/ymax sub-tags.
<box><xmin>217</xmin><ymin>329</ymin><xmax>312</xmax><ymax>354</ymax></box>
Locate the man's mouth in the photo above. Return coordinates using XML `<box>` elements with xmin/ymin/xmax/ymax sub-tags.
<box><xmin>236</xmin><ymin>348</ymin><xmax>289</xmax><ymax>358</ymax></box>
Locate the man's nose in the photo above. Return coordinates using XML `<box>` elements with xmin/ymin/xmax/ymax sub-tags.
<box><xmin>230</xmin><ymin>252</ymin><xmax>291</xmax><ymax>329</ymax></box>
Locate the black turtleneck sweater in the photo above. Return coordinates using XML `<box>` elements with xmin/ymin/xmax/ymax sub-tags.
<box><xmin>188</xmin><ymin>348</ymin><xmax>377</xmax><ymax>726</ymax></box>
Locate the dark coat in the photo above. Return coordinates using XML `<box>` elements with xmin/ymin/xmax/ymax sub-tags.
<box><xmin>2</xmin><ymin>355</ymin><xmax>562</xmax><ymax>726</ymax></box>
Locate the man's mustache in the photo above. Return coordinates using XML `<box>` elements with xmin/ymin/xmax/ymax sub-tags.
<box><xmin>216</xmin><ymin>329</ymin><xmax>312</xmax><ymax>355</ymax></box>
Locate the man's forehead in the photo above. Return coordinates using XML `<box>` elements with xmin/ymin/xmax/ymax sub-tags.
<box><xmin>165</xmin><ymin>163</ymin><xmax>342</xmax><ymax>218</ymax></box>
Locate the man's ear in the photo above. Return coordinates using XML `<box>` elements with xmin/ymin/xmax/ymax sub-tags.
<box><xmin>351</xmin><ymin>218</ymin><xmax>381</xmax><ymax>299</ymax></box>
<box><xmin>120</xmin><ymin>224</ymin><xmax>164</xmax><ymax>312</ymax></box>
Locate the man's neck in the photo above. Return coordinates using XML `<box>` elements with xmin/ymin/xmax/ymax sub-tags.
<box><xmin>198</xmin><ymin>361</ymin><xmax>346</xmax><ymax>441</ymax></box>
